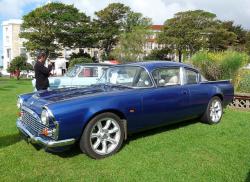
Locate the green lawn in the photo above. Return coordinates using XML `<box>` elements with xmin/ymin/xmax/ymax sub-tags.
<box><xmin>0</xmin><ymin>77</ymin><xmax>250</xmax><ymax>181</ymax></box>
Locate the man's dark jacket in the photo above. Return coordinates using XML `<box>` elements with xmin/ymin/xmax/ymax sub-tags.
<box><xmin>34</xmin><ymin>61</ymin><xmax>52</xmax><ymax>90</ymax></box>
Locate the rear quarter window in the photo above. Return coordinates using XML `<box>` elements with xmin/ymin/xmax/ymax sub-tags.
<box><xmin>185</xmin><ymin>69</ymin><xmax>198</xmax><ymax>84</ymax></box>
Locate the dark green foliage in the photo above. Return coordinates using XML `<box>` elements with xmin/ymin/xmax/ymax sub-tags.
<box><xmin>94</xmin><ymin>3</ymin><xmax>151</xmax><ymax>59</ymax></box>
<box><xmin>94</xmin><ymin>3</ymin><xmax>130</xmax><ymax>57</ymax></box>
<box><xmin>69</xmin><ymin>49</ymin><xmax>92</xmax><ymax>60</ymax></box>
<box><xmin>246</xmin><ymin>31</ymin><xmax>250</xmax><ymax>54</ymax></box>
<box><xmin>207</xmin><ymin>27</ymin><xmax>237</xmax><ymax>51</ymax></box>
<box><xmin>159</xmin><ymin>10</ymin><xmax>217</xmax><ymax>62</ymax></box>
<box><xmin>7</xmin><ymin>56</ymin><xmax>32</xmax><ymax>79</ymax></box>
<box><xmin>25</xmin><ymin>63</ymin><xmax>34</xmax><ymax>71</ymax></box>
<box><xmin>144</xmin><ymin>48</ymin><xmax>173</xmax><ymax>61</ymax></box>
<box><xmin>159</xmin><ymin>10</ymin><xmax>238</xmax><ymax>62</ymax></box>
<box><xmin>69</xmin><ymin>58</ymin><xmax>93</xmax><ymax>68</ymax></box>
<box><xmin>20</xmin><ymin>2</ymin><xmax>92</xmax><ymax>59</ymax></box>
<box><xmin>222</xmin><ymin>21</ymin><xmax>247</xmax><ymax>46</ymax></box>
<box><xmin>123</xmin><ymin>11</ymin><xmax>152</xmax><ymax>32</ymax></box>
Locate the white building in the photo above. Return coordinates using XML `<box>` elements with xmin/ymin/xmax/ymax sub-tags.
<box><xmin>1</xmin><ymin>19</ymin><xmax>72</xmax><ymax>76</ymax></box>
<box><xmin>1</xmin><ymin>19</ymin><xmax>32</xmax><ymax>75</ymax></box>
<box><xmin>145</xmin><ymin>25</ymin><xmax>165</xmax><ymax>53</ymax></box>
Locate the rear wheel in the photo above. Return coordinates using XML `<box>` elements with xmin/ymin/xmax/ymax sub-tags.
<box><xmin>80</xmin><ymin>113</ymin><xmax>124</xmax><ymax>159</ymax></box>
<box><xmin>201</xmin><ymin>96</ymin><xmax>223</xmax><ymax>124</ymax></box>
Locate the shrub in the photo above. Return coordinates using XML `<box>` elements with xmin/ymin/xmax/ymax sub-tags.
<box><xmin>191</xmin><ymin>51</ymin><xmax>249</xmax><ymax>82</ymax></box>
<box><xmin>235</xmin><ymin>69</ymin><xmax>250</xmax><ymax>93</ymax></box>
<box><xmin>69</xmin><ymin>57</ymin><xmax>93</xmax><ymax>68</ymax></box>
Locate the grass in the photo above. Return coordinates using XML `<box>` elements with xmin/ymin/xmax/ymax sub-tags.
<box><xmin>0</xmin><ymin>77</ymin><xmax>250</xmax><ymax>181</ymax></box>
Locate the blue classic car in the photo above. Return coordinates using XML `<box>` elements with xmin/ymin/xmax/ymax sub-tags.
<box><xmin>32</xmin><ymin>63</ymin><xmax>111</xmax><ymax>90</ymax></box>
<box><xmin>17</xmin><ymin>61</ymin><xmax>234</xmax><ymax>159</ymax></box>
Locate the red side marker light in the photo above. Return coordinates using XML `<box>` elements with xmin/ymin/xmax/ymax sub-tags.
<box><xmin>129</xmin><ymin>109</ymin><xmax>135</xmax><ymax>113</ymax></box>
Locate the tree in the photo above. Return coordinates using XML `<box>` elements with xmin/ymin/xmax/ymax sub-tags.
<box><xmin>69</xmin><ymin>49</ymin><xmax>92</xmax><ymax>60</ymax></box>
<box><xmin>94</xmin><ymin>3</ymin><xmax>130</xmax><ymax>58</ymax></box>
<box><xmin>159</xmin><ymin>10</ymin><xmax>236</xmax><ymax>62</ymax></box>
<box><xmin>207</xmin><ymin>26</ymin><xmax>237</xmax><ymax>51</ymax></box>
<box><xmin>123</xmin><ymin>11</ymin><xmax>152</xmax><ymax>32</ymax></box>
<box><xmin>20</xmin><ymin>2</ymin><xmax>92</xmax><ymax>59</ymax></box>
<box><xmin>144</xmin><ymin>48</ymin><xmax>173</xmax><ymax>61</ymax></box>
<box><xmin>245</xmin><ymin>31</ymin><xmax>250</xmax><ymax>54</ymax></box>
<box><xmin>7</xmin><ymin>56</ymin><xmax>30</xmax><ymax>80</ymax></box>
<box><xmin>111</xmin><ymin>26</ymin><xmax>151</xmax><ymax>62</ymax></box>
<box><xmin>222</xmin><ymin>21</ymin><xmax>247</xmax><ymax>47</ymax></box>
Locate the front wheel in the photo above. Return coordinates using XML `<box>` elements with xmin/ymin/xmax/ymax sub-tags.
<box><xmin>80</xmin><ymin>113</ymin><xmax>124</xmax><ymax>159</ymax></box>
<box><xmin>201</xmin><ymin>96</ymin><xmax>223</xmax><ymax>124</ymax></box>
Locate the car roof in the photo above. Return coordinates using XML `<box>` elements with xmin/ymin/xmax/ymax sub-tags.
<box><xmin>122</xmin><ymin>61</ymin><xmax>195</xmax><ymax>72</ymax></box>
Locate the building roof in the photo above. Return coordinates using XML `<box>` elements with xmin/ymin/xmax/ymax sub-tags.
<box><xmin>2</xmin><ymin>19</ymin><xmax>23</xmax><ymax>26</ymax></box>
<box><xmin>150</xmin><ymin>25</ymin><xmax>163</xmax><ymax>31</ymax></box>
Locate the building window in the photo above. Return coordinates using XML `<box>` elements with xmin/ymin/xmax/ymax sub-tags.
<box><xmin>149</xmin><ymin>42</ymin><xmax>153</xmax><ymax>50</ymax></box>
<box><xmin>20</xmin><ymin>48</ymin><xmax>26</xmax><ymax>56</ymax></box>
<box><xmin>7</xmin><ymin>49</ymin><xmax>11</xmax><ymax>59</ymax></box>
<box><xmin>6</xmin><ymin>36</ymin><xmax>9</xmax><ymax>43</ymax></box>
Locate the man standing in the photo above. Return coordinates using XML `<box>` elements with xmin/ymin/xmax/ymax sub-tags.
<box><xmin>34</xmin><ymin>52</ymin><xmax>52</xmax><ymax>91</ymax></box>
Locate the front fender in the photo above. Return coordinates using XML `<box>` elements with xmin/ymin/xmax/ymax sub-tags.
<box><xmin>47</xmin><ymin>93</ymin><xmax>142</xmax><ymax>140</ymax></box>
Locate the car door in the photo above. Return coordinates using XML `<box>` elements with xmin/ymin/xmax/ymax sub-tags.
<box><xmin>139</xmin><ymin>67</ymin><xmax>190</xmax><ymax>129</ymax></box>
<box><xmin>182</xmin><ymin>68</ymin><xmax>209</xmax><ymax>117</ymax></box>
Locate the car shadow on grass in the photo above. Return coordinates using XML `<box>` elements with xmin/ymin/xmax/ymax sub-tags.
<box><xmin>125</xmin><ymin>119</ymin><xmax>199</xmax><ymax>143</ymax></box>
<box><xmin>54</xmin><ymin>119</ymin><xmax>200</xmax><ymax>158</ymax></box>
<box><xmin>50</xmin><ymin>145</ymin><xmax>82</xmax><ymax>158</ymax></box>
<box><xmin>246</xmin><ymin>171</ymin><xmax>250</xmax><ymax>182</ymax></box>
<box><xmin>0</xmin><ymin>133</ymin><xmax>22</xmax><ymax>149</ymax></box>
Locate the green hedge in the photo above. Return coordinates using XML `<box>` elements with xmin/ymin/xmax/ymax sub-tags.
<box><xmin>190</xmin><ymin>51</ymin><xmax>250</xmax><ymax>83</ymax></box>
<box><xmin>68</xmin><ymin>57</ymin><xmax>93</xmax><ymax>68</ymax></box>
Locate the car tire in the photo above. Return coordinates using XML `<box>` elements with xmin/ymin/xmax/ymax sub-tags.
<box><xmin>201</xmin><ymin>96</ymin><xmax>223</xmax><ymax>124</ymax></box>
<box><xmin>80</xmin><ymin>112</ymin><xmax>125</xmax><ymax>159</ymax></box>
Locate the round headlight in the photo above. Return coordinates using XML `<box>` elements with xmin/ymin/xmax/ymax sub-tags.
<box><xmin>41</xmin><ymin>109</ymin><xmax>49</xmax><ymax>125</ymax></box>
<box><xmin>17</xmin><ymin>97</ymin><xmax>23</xmax><ymax>109</ymax></box>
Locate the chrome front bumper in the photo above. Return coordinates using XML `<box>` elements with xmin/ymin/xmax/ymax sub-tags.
<box><xmin>17</xmin><ymin>119</ymin><xmax>75</xmax><ymax>148</ymax></box>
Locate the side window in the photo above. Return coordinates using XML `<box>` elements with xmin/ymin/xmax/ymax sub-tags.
<box><xmin>78</xmin><ymin>67</ymin><xmax>98</xmax><ymax>77</ymax></box>
<box><xmin>135</xmin><ymin>69</ymin><xmax>153</xmax><ymax>87</ymax></box>
<box><xmin>185</xmin><ymin>69</ymin><xmax>198</xmax><ymax>84</ymax></box>
<box><xmin>152</xmin><ymin>68</ymin><xmax>180</xmax><ymax>87</ymax></box>
<box><xmin>200</xmin><ymin>74</ymin><xmax>207</xmax><ymax>82</ymax></box>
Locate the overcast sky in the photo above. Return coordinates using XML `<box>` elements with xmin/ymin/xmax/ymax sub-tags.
<box><xmin>1</xmin><ymin>0</ymin><xmax>250</xmax><ymax>65</ymax></box>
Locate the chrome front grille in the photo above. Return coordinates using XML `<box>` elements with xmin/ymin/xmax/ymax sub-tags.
<box><xmin>19</xmin><ymin>106</ymin><xmax>58</xmax><ymax>140</ymax></box>
<box><xmin>21</xmin><ymin>110</ymin><xmax>47</xmax><ymax>135</ymax></box>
